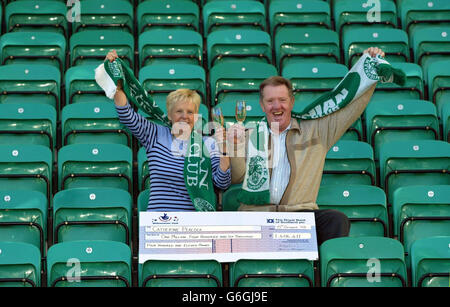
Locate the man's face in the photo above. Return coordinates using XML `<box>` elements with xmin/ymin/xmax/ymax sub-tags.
<box><xmin>260</xmin><ymin>84</ymin><xmax>295</xmax><ymax>133</ymax></box>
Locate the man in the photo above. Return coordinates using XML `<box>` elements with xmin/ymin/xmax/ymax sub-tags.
<box><xmin>227</xmin><ymin>47</ymin><xmax>385</xmax><ymax>246</ymax></box>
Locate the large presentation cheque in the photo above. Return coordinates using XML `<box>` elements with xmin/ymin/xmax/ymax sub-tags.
<box><xmin>139</xmin><ymin>212</ymin><xmax>318</xmax><ymax>263</ymax></box>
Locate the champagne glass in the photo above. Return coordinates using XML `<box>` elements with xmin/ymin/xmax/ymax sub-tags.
<box><xmin>212</xmin><ymin>107</ymin><xmax>224</xmax><ymax>127</ymax></box>
<box><xmin>235</xmin><ymin>100</ymin><xmax>247</xmax><ymax>124</ymax></box>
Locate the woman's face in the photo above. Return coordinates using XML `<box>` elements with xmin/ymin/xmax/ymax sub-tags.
<box><xmin>168</xmin><ymin>100</ymin><xmax>198</xmax><ymax>138</ymax></box>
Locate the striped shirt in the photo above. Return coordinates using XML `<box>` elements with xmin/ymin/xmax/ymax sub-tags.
<box><xmin>116</xmin><ymin>104</ymin><xmax>231</xmax><ymax>211</ymax></box>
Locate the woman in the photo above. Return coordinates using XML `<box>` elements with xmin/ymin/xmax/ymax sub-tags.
<box><xmin>105</xmin><ymin>50</ymin><xmax>231</xmax><ymax>211</ymax></box>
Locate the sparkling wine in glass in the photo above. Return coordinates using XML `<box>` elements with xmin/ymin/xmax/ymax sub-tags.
<box><xmin>212</xmin><ymin>107</ymin><xmax>224</xmax><ymax>127</ymax></box>
<box><xmin>235</xmin><ymin>100</ymin><xmax>247</xmax><ymax>123</ymax></box>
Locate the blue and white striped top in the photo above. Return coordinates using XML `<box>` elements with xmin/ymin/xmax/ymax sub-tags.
<box><xmin>116</xmin><ymin>104</ymin><xmax>231</xmax><ymax>211</ymax></box>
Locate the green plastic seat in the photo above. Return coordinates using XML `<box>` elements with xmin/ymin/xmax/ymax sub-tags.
<box><xmin>206</xmin><ymin>29</ymin><xmax>272</xmax><ymax>69</ymax></box>
<box><xmin>57</xmin><ymin>143</ymin><xmax>133</xmax><ymax>193</ymax></box>
<box><xmin>47</xmin><ymin>240</ymin><xmax>132</xmax><ymax>287</ymax></box>
<box><xmin>274</xmin><ymin>27</ymin><xmax>340</xmax><ymax>72</ymax></box>
<box><xmin>320</xmin><ymin>236</ymin><xmax>407</xmax><ymax>287</ymax></box>
<box><xmin>0</xmin><ymin>64</ymin><xmax>60</xmax><ymax>111</ymax></box>
<box><xmin>65</xmin><ymin>64</ymin><xmax>111</xmax><ymax>105</ymax></box>
<box><xmin>203</xmin><ymin>0</ymin><xmax>266</xmax><ymax>34</ymax></box>
<box><xmin>0</xmin><ymin>242</ymin><xmax>41</xmax><ymax>287</ymax></box>
<box><xmin>393</xmin><ymin>185</ymin><xmax>450</xmax><ymax>269</ymax></box>
<box><xmin>0</xmin><ymin>31</ymin><xmax>66</xmax><ymax>72</ymax></box>
<box><xmin>139</xmin><ymin>64</ymin><xmax>207</xmax><ymax>108</ymax></box>
<box><xmin>322</xmin><ymin>141</ymin><xmax>376</xmax><ymax>186</ymax></box>
<box><xmin>0</xmin><ymin>144</ymin><xmax>53</xmax><ymax>206</ymax></box>
<box><xmin>443</xmin><ymin>102</ymin><xmax>450</xmax><ymax>142</ymax></box>
<box><xmin>61</xmin><ymin>102</ymin><xmax>131</xmax><ymax>146</ymax></box>
<box><xmin>0</xmin><ymin>103</ymin><xmax>56</xmax><ymax>149</ymax></box>
<box><xmin>72</xmin><ymin>0</ymin><xmax>134</xmax><ymax>34</ymax></box>
<box><xmin>137</xmin><ymin>0</ymin><xmax>200</xmax><ymax>33</ymax></box>
<box><xmin>139</xmin><ymin>29</ymin><xmax>203</xmax><ymax>67</ymax></box>
<box><xmin>365</xmin><ymin>99</ymin><xmax>439</xmax><ymax>161</ymax></box>
<box><xmin>400</xmin><ymin>0</ymin><xmax>450</xmax><ymax>38</ymax></box>
<box><xmin>0</xmin><ymin>190</ymin><xmax>47</xmax><ymax>259</ymax></box>
<box><xmin>411</xmin><ymin>26</ymin><xmax>450</xmax><ymax>74</ymax></box>
<box><xmin>426</xmin><ymin>59</ymin><xmax>450</xmax><ymax>121</ymax></box>
<box><xmin>379</xmin><ymin>140</ymin><xmax>450</xmax><ymax>207</ymax></box>
<box><xmin>209</xmin><ymin>62</ymin><xmax>278</xmax><ymax>106</ymax></box>
<box><xmin>317</xmin><ymin>185</ymin><xmax>388</xmax><ymax>237</ymax></box>
<box><xmin>371</xmin><ymin>62</ymin><xmax>425</xmax><ymax>102</ymax></box>
<box><xmin>411</xmin><ymin>236</ymin><xmax>450</xmax><ymax>287</ymax></box>
<box><xmin>334</xmin><ymin>0</ymin><xmax>397</xmax><ymax>39</ymax></box>
<box><xmin>221</xmin><ymin>183</ymin><xmax>243</xmax><ymax>211</ymax></box>
<box><xmin>52</xmin><ymin>187</ymin><xmax>132</xmax><ymax>245</ymax></box>
<box><xmin>230</xmin><ymin>259</ymin><xmax>314</xmax><ymax>287</ymax></box>
<box><xmin>5</xmin><ymin>0</ymin><xmax>68</xmax><ymax>37</ymax></box>
<box><xmin>343</xmin><ymin>27</ymin><xmax>409</xmax><ymax>67</ymax></box>
<box><xmin>70</xmin><ymin>30</ymin><xmax>134</xmax><ymax>68</ymax></box>
<box><xmin>140</xmin><ymin>260</ymin><xmax>223</xmax><ymax>287</ymax></box>
<box><xmin>269</xmin><ymin>0</ymin><xmax>331</xmax><ymax>36</ymax></box>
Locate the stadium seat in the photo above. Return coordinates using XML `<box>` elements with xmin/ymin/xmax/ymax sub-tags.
<box><xmin>137</xmin><ymin>0</ymin><xmax>200</xmax><ymax>33</ymax></box>
<box><xmin>443</xmin><ymin>102</ymin><xmax>450</xmax><ymax>142</ymax></box>
<box><xmin>0</xmin><ymin>64</ymin><xmax>60</xmax><ymax>112</ymax></box>
<box><xmin>230</xmin><ymin>259</ymin><xmax>314</xmax><ymax>287</ymax></box>
<box><xmin>379</xmin><ymin>140</ymin><xmax>450</xmax><ymax>207</ymax></box>
<box><xmin>411</xmin><ymin>26</ymin><xmax>450</xmax><ymax>74</ymax></box>
<box><xmin>320</xmin><ymin>236</ymin><xmax>407</xmax><ymax>287</ymax></box>
<box><xmin>371</xmin><ymin>62</ymin><xmax>425</xmax><ymax>102</ymax></box>
<box><xmin>209</xmin><ymin>62</ymin><xmax>277</xmax><ymax>106</ymax></box>
<box><xmin>202</xmin><ymin>0</ymin><xmax>266</xmax><ymax>34</ymax></box>
<box><xmin>0</xmin><ymin>242</ymin><xmax>41</xmax><ymax>287</ymax></box>
<box><xmin>0</xmin><ymin>190</ymin><xmax>47</xmax><ymax>258</ymax></box>
<box><xmin>71</xmin><ymin>0</ymin><xmax>134</xmax><ymax>34</ymax></box>
<box><xmin>52</xmin><ymin>187</ymin><xmax>132</xmax><ymax>245</ymax></box>
<box><xmin>139</xmin><ymin>29</ymin><xmax>203</xmax><ymax>67</ymax></box>
<box><xmin>322</xmin><ymin>140</ymin><xmax>376</xmax><ymax>186</ymax></box>
<box><xmin>268</xmin><ymin>0</ymin><xmax>331</xmax><ymax>36</ymax></box>
<box><xmin>47</xmin><ymin>240</ymin><xmax>132</xmax><ymax>287</ymax></box>
<box><xmin>365</xmin><ymin>99</ymin><xmax>440</xmax><ymax>160</ymax></box>
<box><xmin>206</xmin><ymin>29</ymin><xmax>272</xmax><ymax>69</ymax></box>
<box><xmin>400</xmin><ymin>0</ymin><xmax>450</xmax><ymax>38</ymax></box>
<box><xmin>64</xmin><ymin>64</ymin><xmax>110</xmax><ymax>105</ymax></box>
<box><xmin>0</xmin><ymin>144</ymin><xmax>53</xmax><ymax>205</ymax></box>
<box><xmin>317</xmin><ymin>185</ymin><xmax>388</xmax><ymax>237</ymax></box>
<box><xmin>140</xmin><ymin>260</ymin><xmax>223</xmax><ymax>287</ymax></box>
<box><xmin>57</xmin><ymin>143</ymin><xmax>133</xmax><ymax>193</ymax></box>
<box><xmin>426</xmin><ymin>59</ymin><xmax>450</xmax><ymax>122</ymax></box>
<box><xmin>69</xmin><ymin>30</ymin><xmax>134</xmax><ymax>68</ymax></box>
<box><xmin>5</xmin><ymin>0</ymin><xmax>68</xmax><ymax>37</ymax></box>
<box><xmin>411</xmin><ymin>236</ymin><xmax>450</xmax><ymax>287</ymax></box>
<box><xmin>139</xmin><ymin>64</ymin><xmax>207</xmax><ymax>108</ymax></box>
<box><xmin>274</xmin><ymin>27</ymin><xmax>340</xmax><ymax>73</ymax></box>
<box><xmin>0</xmin><ymin>31</ymin><xmax>66</xmax><ymax>72</ymax></box>
<box><xmin>393</xmin><ymin>185</ymin><xmax>450</xmax><ymax>269</ymax></box>
<box><xmin>334</xmin><ymin>0</ymin><xmax>397</xmax><ymax>39</ymax></box>
<box><xmin>61</xmin><ymin>102</ymin><xmax>131</xmax><ymax>146</ymax></box>
<box><xmin>0</xmin><ymin>103</ymin><xmax>56</xmax><ymax>149</ymax></box>
<box><xmin>343</xmin><ymin>27</ymin><xmax>410</xmax><ymax>67</ymax></box>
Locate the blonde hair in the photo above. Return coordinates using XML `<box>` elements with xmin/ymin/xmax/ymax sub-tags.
<box><xmin>166</xmin><ymin>89</ymin><xmax>201</xmax><ymax>114</ymax></box>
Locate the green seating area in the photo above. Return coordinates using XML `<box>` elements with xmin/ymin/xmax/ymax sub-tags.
<box><xmin>0</xmin><ymin>0</ymin><xmax>449</xmax><ymax>287</ymax></box>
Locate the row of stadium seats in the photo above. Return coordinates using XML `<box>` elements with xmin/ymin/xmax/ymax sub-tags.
<box><xmin>1</xmin><ymin>235</ymin><xmax>449</xmax><ymax>287</ymax></box>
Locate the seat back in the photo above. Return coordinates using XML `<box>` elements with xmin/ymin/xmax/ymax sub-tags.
<box><xmin>47</xmin><ymin>240</ymin><xmax>132</xmax><ymax>287</ymax></box>
<box><xmin>426</xmin><ymin>59</ymin><xmax>450</xmax><ymax>119</ymax></box>
<box><xmin>320</xmin><ymin>236</ymin><xmax>407</xmax><ymax>287</ymax></box>
<box><xmin>65</xmin><ymin>64</ymin><xmax>110</xmax><ymax>105</ymax></box>
<box><xmin>0</xmin><ymin>242</ymin><xmax>41</xmax><ymax>287</ymax></box>
<box><xmin>317</xmin><ymin>185</ymin><xmax>388</xmax><ymax>237</ymax></box>
<box><xmin>411</xmin><ymin>26</ymin><xmax>450</xmax><ymax>73</ymax></box>
<box><xmin>53</xmin><ymin>187</ymin><xmax>132</xmax><ymax>245</ymax></box>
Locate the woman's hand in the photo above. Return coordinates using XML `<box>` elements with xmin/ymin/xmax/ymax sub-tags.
<box><xmin>105</xmin><ymin>50</ymin><xmax>127</xmax><ymax>106</ymax></box>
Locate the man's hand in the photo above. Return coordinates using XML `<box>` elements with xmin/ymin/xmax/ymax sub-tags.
<box><xmin>364</xmin><ymin>47</ymin><xmax>385</xmax><ymax>58</ymax></box>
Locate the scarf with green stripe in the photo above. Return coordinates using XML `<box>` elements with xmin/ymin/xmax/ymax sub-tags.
<box><xmin>96</xmin><ymin>58</ymin><xmax>216</xmax><ymax>211</ymax></box>
<box><xmin>238</xmin><ymin>54</ymin><xmax>406</xmax><ymax>205</ymax></box>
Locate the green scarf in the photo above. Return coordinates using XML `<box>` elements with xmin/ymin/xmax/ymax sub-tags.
<box><xmin>101</xmin><ymin>58</ymin><xmax>216</xmax><ymax>211</ymax></box>
<box><xmin>238</xmin><ymin>54</ymin><xmax>406</xmax><ymax>205</ymax></box>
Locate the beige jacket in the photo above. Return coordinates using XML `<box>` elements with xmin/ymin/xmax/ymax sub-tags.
<box><xmin>230</xmin><ymin>84</ymin><xmax>377</xmax><ymax>212</ymax></box>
